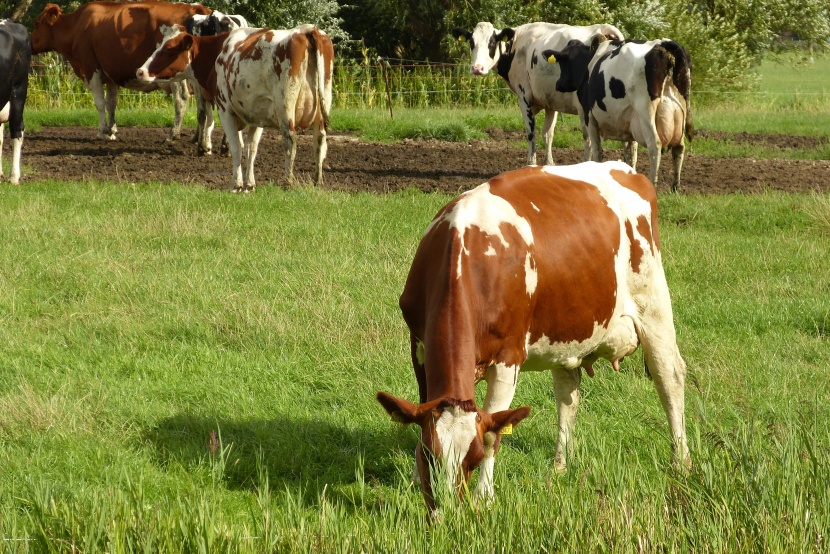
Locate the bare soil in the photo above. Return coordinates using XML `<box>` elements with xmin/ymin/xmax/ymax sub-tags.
<box><xmin>20</xmin><ymin>126</ymin><xmax>830</xmax><ymax>194</ymax></box>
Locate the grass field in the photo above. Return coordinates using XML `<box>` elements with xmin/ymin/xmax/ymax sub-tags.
<box><xmin>1</xmin><ymin>51</ymin><xmax>829</xmax><ymax>552</ymax></box>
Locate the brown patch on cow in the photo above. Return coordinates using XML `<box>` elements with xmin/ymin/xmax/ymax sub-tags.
<box><xmin>609</xmin><ymin>169</ymin><xmax>660</xmax><ymax>251</ymax></box>
<box><xmin>437</xmin><ymin>398</ymin><xmax>477</xmax><ymax>413</ymax></box>
<box><xmin>287</xmin><ymin>32</ymin><xmax>309</xmax><ymax>79</ymax></box>
<box><xmin>625</xmin><ymin>219</ymin><xmax>644</xmax><ymax>273</ymax></box>
<box><xmin>234</xmin><ymin>29</ymin><xmax>270</xmax><ymax>61</ymax></box>
<box><xmin>636</xmin><ymin>215</ymin><xmax>655</xmax><ymax>255</ymax></box>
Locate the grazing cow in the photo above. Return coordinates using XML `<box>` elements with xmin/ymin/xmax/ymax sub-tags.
<box><xmin>543</xmin><ymin>38</ymin><xmax>693</xmax><ymax>191</ymax></box>
<box><xmin>29</xmin><ymin>1</ymin><xmax>211</xmax><ymax>143</ymax></box>
<box><xmin>451</xmin><ymin>22</ymin><xmax>625</xmax><ymax>166</ymax></box>
<box><xmin>136</xmin><ymin>24</ymin><xmax>333</xmax><ymax>191</ymax></box>
<box><xmin>0</xmin><ymin>20</ymin><xmax>31</xmax><ymax>185</ymax></box>
<box><xmin>378</xmin><ymin>161</ymin><xmax>689</xmax><ymax>514</ymax></box>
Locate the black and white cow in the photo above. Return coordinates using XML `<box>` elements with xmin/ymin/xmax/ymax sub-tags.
<box><xmin>183</xmin><ymin>10</ymin><xmax>250</xmax><ymax>155</ymax></box>
<box><xmin>543</xmin><ymin>38</ymin><xmax>693</xmax><ymax>191</ymax></box>
<box><xmin>452</xmin><ymin>22</ymin><xmax>625</xmax><ymax>166</ymax></box>
<box><xmin>0</xmin><ymin>20</ymin><xmax>31</xmax><ymax>185</ymax></box>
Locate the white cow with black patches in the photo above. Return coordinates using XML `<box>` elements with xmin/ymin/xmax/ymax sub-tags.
<box><xmin>452</xmin><ymin>22</ymin><xmax>625</xmax><ymax>166</ymax></box>
<box><xmin>543</xmin><ymin>38</ymin><xmax>694</xmax><ymax>192</ymax></box>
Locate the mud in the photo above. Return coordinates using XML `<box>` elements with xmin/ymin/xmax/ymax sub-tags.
<box><xmin>17</xmin><ymin>125</ymin><xmax>830</xmax><ymax>194</ymax></box>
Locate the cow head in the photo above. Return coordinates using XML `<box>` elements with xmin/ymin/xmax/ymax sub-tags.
<box><xmin>30</xmin><ymin>3</ymin><xmax>62</xmax><ymax>54</ymax></box>
<box><xmin>542</xmin><ymin>34</ymin><xmax>608</xmax><ymax>94</ymax></box>
<box><xmin>452</xmin><ymin>22</ymin><xmax>514</xmax><ymax>76</ymax></box>
<box><xmin>377</xmin><ymin>391</ymin><xmax>530</xmax><ymax>513</ymax></box>
<box><xmin>136</xmin><ymin>25</ymin><xmax>194</xmax><ymax>83</ymax></box>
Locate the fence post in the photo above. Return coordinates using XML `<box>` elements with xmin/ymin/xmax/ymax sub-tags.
<box><xmin>377</xmin><ymin>56</ymin><xmax>394</xmax><ymax>119</ymax></box>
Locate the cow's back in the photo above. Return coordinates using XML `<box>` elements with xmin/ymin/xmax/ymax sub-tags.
<box><xmin>401</xmin><ymin>162</ymin><xmax>662</xmax><ymax>375</ymax></box>
<box><xmin>216</xmin><ymin>26</ymin><xmax>331</xmax><ymax>131</ymax></box>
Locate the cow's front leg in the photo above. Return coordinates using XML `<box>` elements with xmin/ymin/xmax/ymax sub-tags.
<box><xmin>87</xmin><ymin>71</ymin><xmax>115</xmax><ymax>140</ymax></box>
<box><xmin>541</xmin><ymin>109</ymin><xmax>558</xmax><ymax>165</ymax></box>
<box><xmin>623</xmin><ymin>140</ymin><xmax>638</xmax><ymax>169</ymax></box>
<box><xmin>475</xmin><ymin>362</ymin><xmax>520</xmax><ymax>502</ymax></box>
<box><xmin>169</xmin><ymin>81</ymin><xmax>189</xmax><ymax>142</ymax></box>
<box><xmin>242</xmin><ymin>127</ymin><xmax>264</xmax><ymax>192</ymax></box>
<box><xmin>519</xmin><ymin>95</ymin><xmax>537</xmax><ymax>166</ymax></box>
<box><xmin>105</xmin><ymin>82</ymin><xmax>118</xmax><ymax>139</ymax></box>
<box><xmin>551</xmin><ymin>365</ymin><xmax>582</xmax><ymax>472</ymax></box>
<box><xmin>670</xmin><ymin>142</ymin><xmax>685</xmax><ymax>193</ymax></box>
<box><xmin>587</xmin><ymin>117</ymin><xmax>603</xmax><ymax>163</ymax></box>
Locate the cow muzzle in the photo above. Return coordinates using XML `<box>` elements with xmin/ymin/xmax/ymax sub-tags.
<box><xmin>471</xmin><ymin>64</ymin><xmax>488</xmax><ymax>76</ymax></box>
<box><xmin>136</xmin><ymin>68</ymin><xmax>154</xmax><ymax>83</ymax></box>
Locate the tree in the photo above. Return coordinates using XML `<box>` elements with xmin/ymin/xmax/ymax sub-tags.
<box><xmin>1</xmin><ymin>0</ymin><xmax>34</xmax><ymax>21</ymax></box>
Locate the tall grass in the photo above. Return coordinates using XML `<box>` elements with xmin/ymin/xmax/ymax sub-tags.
<box><xmin>0</xmin><ymin>183</ymin><xmax>829</xmax><ymax>551</ymax></box>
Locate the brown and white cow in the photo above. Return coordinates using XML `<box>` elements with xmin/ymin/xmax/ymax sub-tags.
<box><xmin>136</xmin><ymin>24</ymin><xmax>334</xmax><ymax>191</ymax></box>
<box><xmin>378</xmin><ymin>161</ymin><xmax>689</xmax><ymax>514</ymax></box>
<box><xmin>30</xmin><ymin>1</ymin><xmax>211</xmax><ymax>143</ymax></box>
<box><xmin>451</xmin><ymin>22</ymin><xmax>625</xmax><ymax>166</ymax></box>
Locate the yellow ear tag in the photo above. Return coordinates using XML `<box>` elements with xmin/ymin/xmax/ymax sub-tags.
<box><xmin>502</xmin><ymin>36</ymin><xmax>509</xmax><ymax>43</ymax></box>
<box><xmin>500</xmin><ymin>423</ymin><xmax>513</xmax><ymax>435</ymax></box>
<box><xmin>547</xmin><ymin>54</ymin><xmax>556</xmax><ymax>64</ymax></box>
<box><xmin>458</xmin><ymin>35</ymin><xmax>466</xmax><ymax>42</ymax></box>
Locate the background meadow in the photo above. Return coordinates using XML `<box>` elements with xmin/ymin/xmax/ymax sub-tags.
<box><xmin>0</xmin><ymin>52</ymin><xmax>829</xmax><ymax>551</ymax></box>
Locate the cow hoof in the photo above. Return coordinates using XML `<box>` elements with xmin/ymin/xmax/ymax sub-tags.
<box><xmin>98</xmin><ymin>132</ymin><xmax>117</xmax><ymax>141</ymax></box>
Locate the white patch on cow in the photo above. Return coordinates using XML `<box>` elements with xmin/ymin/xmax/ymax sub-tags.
<box><xmin>434</xmin><ymin>406</ymin><xmax>478</xmax><ymax>491</ymax></box>
<box><xmin>429</xmin><ymin>182</ymin><xmax>534</xmax><ymax>278</ymax></box>
<box><xmin>0</xmin><ymin>101</ymin><xmax>9</xmax><ymax>122</ymax></box>
<box><xmin>525</xmin><ymin>252</ymin><xmax>537</xmax><ymax>296</ymax></box>
<box><xmin>530</xmin><ymin>202</ymin><xmax>540</xmax><ymax>213</ymax></box>
<box><xmin>484</xmin><ymin>245</ymin><xmax>497</xmax><ymax>256</ymax></box>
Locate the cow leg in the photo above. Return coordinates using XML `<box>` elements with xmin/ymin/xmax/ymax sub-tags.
<box><xmin>588</xmin><ymin>118</ymin><xmax>603</xmax><ymax>162</ymax></box>
<box><xmin>105</xmin><ymin>82</ymin><xmax>118</xmax><ymax>139</ymax></box>
<box><xmin>670</xmin><ymin>141</ymin><xmax>685</xmax><ymax>193</ymax></box>
<box><xmin>623</xmin><ymin>141</ymin><xmax>638</xmax><ymax>169</ymax></box>
<box><xmin>0</xmin><ymin>121</ymin><xmax>4</xmax><ymax>181</ymax></box>
<box><xmin>219</xmin><ymin>111</ymin><xmax>244</xmax><ymax>192</ymax></box>
<box><xmin>313</xmin><ymin>121</ymin><xmax>328</xmax><ymax>185</ymax></box>
<box><xmin>541</xmin><ymin>110</ymin><xmax>557</xmax><ymax>166</ymax></box>
<box><xmin>551</xmin><ymin>366</ymin><xmax>582</xmax><ymax>472</ymax></box>
<box><xmin>474</xmin><ymin>362</ymin><xmax>520</xmax><ymax>501</ymax></box>
<box><xmin>282</xmin><ymin>128</ymin><xmax>297</xmax><ymax>183</ymax></box>
<box><xmin>88</xmin><ymin>71</ymin><xmax>115</xmax><ymax>140</ymax></box>
<box><xmin>169</xmin><ymin>81</ymin><xmax>189</xmax><ymax>142</ymax></box>
<box><xmin>519</xmin><ymin>96</ymin><xmax>537</xmax><ymax>165</ymax></box>
<box><xmin>193</xmin><ymin>85</ymin><xmax>215</xmax><ymax>155</ymax></box>
<box><xmin>7</xmin><ymin>95</ymin><xmax>25</xmax><ymax>184</ymax></box>
<box><xmin>243</xmin><ymin>127</ymin><xmax>263</xmax><ymax>192</ymax></box>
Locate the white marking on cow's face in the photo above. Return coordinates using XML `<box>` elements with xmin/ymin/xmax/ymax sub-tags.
<box><xmin>136</xmin><ymin>26</ymin><xmax>193</xmax><ymax>83</ymax></box>
<box><xmin>433</xmin><ymin>183</ymin><xmax>534</xmax><ymax>278</ymax></box>
<box><xmin>468</xmin><ymin>22</ymin><xmax>500</xmax><ymax>75</ymax></box>
<box><xmin>525</xmin><ymin>252</ymin><xmax>537</xmax><ymax>296</ymax></box>
<box><xmin>434</xmin><ymin>406</ymin><xmax>478</xmax><ymax>491</ymax></box>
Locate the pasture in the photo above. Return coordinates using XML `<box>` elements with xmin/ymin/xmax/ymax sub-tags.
<box><xmin>0</xmin><ymin>53</ymin><xmax>829</xmax><ymax>551</ymax></box>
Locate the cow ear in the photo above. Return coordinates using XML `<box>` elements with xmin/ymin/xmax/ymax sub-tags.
<box><xmin>451</xmin><ymin>27</ymin><xmax>470</xmax><ymax>42</ymax></box>
<box><xmin>590</xmin><ymin>33</ymin><xmax>609</xmax><ymax>52</ymax></box>
<box><xmin>486</xmin><ymin>406</ymin><xmax>531</xmax><ymax>435</ymax></box>
<box><xmin>541</xmin><ymin>49</ymin><xmax>560</xmax><ymax>64</ymax></box>
<box><xmin>377</xmin><ymin>391</ymin><xmax>423</xmax><ymax>425</ymax></box>
<box><xmin>181</xmin><ymin>34</ymin><xmax>195</xmax><ymax>50</ymax></box>
<box><xmin>496</xmin><ymin>27</ymin><xmax>515</xmax><ymax>43</ymax></box>
<box><xmin>43</xmin><ymin>3</ymin><xmax>62</xmax><ymax>23</ymax></box>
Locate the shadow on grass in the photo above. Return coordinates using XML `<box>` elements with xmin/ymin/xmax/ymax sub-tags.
<box><xmin>145</xmin><ymin>412</ymin><xmax>418</xmax><ymax>504</ymax></box>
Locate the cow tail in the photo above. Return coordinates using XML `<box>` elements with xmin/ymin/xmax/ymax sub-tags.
<box><xmin>661</xmin><ymin>40</ymin><xmax>694</xmax><ymax>141</ymax></box>
<box><xmin>307</xmin><ymin>28</ymin><xmax>330</xmax><ymax>131</ymax></box>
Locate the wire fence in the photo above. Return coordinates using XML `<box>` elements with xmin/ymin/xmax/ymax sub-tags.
<box><xmin>24</xmin><ymin>53</ymin><xmax>830</xmax><ymax>112</ymax></box>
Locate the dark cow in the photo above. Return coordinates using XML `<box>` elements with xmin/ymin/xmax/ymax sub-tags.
<box><xmin>0</xmin><ymin>20</ymin><xmax>31</xmax><ymax>185</ymax></box>
<box><xmin>29</xmin><ymin>1</ymin><xmax>211</xmax><ymax>143</ymax></box>
<box><xmin>136</xmin><ymin>25</ymin><xmax>334</xmax><ymax>191</ymax></box>
<box><xmin>378</xmin><ymin>161</ymin><xmax>689</xmax><ymax>515</ymax></box>
<box><xmin>543</xmin><ymin>38</ymin><xmax>693</xmax><ymax>191</ymax></box>
<box><xmin>452</xmin><ymin>22</ymin><xmax>625</xmax><ymax>165</ymax></box>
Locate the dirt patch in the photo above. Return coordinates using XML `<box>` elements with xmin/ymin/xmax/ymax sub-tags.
<box><xmin>18</xmin><ymin>126</ymin><xmax>830</xmax><ymax>194</ymax></box>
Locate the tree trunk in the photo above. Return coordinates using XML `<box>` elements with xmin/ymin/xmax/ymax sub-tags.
<box><xmin>8</xmin><ymin>0</ymin><xmax>34</xmax><ymax>21</ymax></box>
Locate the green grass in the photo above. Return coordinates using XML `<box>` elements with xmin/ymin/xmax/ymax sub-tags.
<box><xmin>0</xmin><ymin>182</ymin><xmax>829</xmax><ymax>551</ymax></box>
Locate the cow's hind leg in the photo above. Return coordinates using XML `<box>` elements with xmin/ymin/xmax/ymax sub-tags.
<box><xmin>0</xmin><ymin>121</ymin><xmax>4</xmax><ymax>181</ymax></box>
<box><xmin>552</xmin><ymin>366</ymin><xmax>582</xmax><ymax>472</ymax></box>
<box><xmin>88</xmin><ymin>71</ymin><xmax>115</xmax><ymax>140</ymax></box>
<box><xmin>105</xmin><ymin>82</ymin><xmax>118</xmax><ymax>139</ymax></box>
<box><xmin>519</xmin><ymin>96</ymin><xmax>538</xmax><ymax>165</ymax></box>
<box><xmin>475</xmin><ymin>361</ymin><xmax>520</xmax><ymax>501</ymax></box>
<box><xmin>541</xmin><ymin>110</ymin><xmax>558</xmax><ymax>166</ymax></box>
<box><xmin>670</xmin><ymin>141</ymin><xmax>685</xmax><ymax>193</ymax></box>
<box><xmin>242</xmin><ymin>127</ymin><xmax>264</xmax><ymax>192</ymax></box>
<box><xmin>282</xmin><ymin>127</ymin><xmax>297</xmax><ymax>184</ymax></box>
<box><xmin>169</xmin><ymin>81</ymin><xmax>189</xmax><ymax>142</ymax></box>
<box><xmin>218</xmin><ymin>110</ymin><xmax>244</xmax><ymax>192</ymax></box>
<box><xmin>313</xmin><ymin>121</ymin><xmax>327</xmax><ymax>185</ymax></box>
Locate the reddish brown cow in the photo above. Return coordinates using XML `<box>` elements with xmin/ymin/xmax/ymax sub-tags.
<box><xmin>30</xmin><ymin>1</ymin><xmax>210</xmax><ymax>143</ymax></box>
<box><xmin>378</xmin><ymin>161</ymin><xmax>689</xmax><ymax>515</ymax></box>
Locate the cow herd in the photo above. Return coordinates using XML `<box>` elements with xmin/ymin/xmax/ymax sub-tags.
<box><xmin>2</xmin><ymin>4</ymin><xmax>694</xmax><ymax>517</ymax></box>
